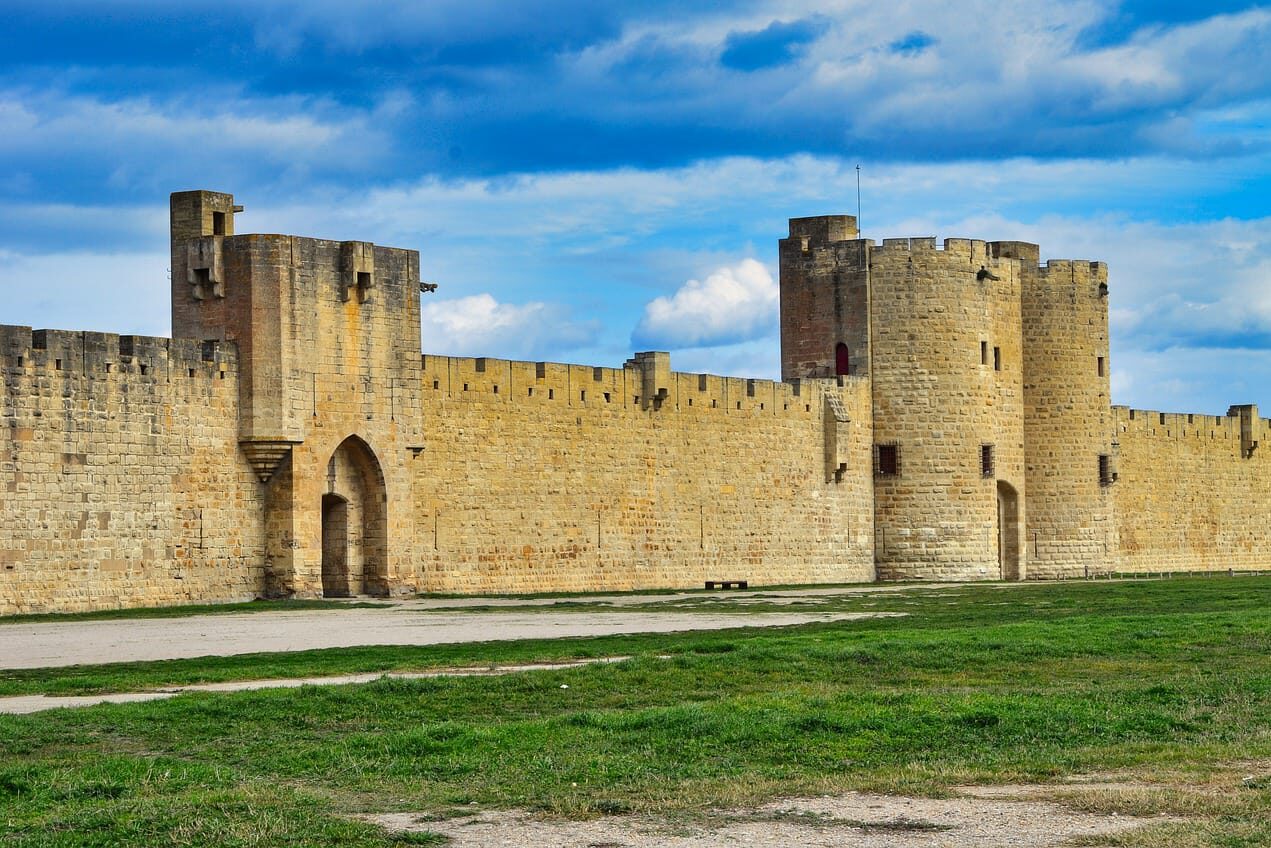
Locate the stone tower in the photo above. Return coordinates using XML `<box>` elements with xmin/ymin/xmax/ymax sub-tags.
<box><xmin>780</xmin><ymin>217</ymin><xmax>1110</xmax><ymax>580</ymax></box>
<box><xmin>169</xmin><ymin>190</ymin><xmax>424</xmax><ymax>598</ymax></box>
<box><xmin>1013</xmin><ymin>246</ymin><xmax>1113</xmax><ymax>577</ymax></box>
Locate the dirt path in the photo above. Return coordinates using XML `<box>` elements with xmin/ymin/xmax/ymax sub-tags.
<box><xmin>0</xmin><ymin>607</ymin><xmax>898</xmax><ymax>670</ymax></box>
<box><xmin>368</xmin><ymin>789</ymin><xmax>1170</xmax><ymax>847</ymax></box>
<box><xmin>0</xmin><ymin>656</ymin><xmax>636</xmax><ymax>714</ymax></box>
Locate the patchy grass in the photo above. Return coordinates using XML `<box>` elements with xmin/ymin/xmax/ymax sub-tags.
<box><xmin>2</xmin><ymin>577</ymin><xmax>1270</xmax><ymax>846</ymax></box>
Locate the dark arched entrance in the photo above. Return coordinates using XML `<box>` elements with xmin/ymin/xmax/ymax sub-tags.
<box><xmin>835</xmin><ymin>342</ymin><xmax>850</xmax><ymax>376</ymax></box>
<box><xmin>997</xmin><ymin>480</ymin><xmax>1020</xmax><ymax>580</ymax></box>
<box><xmin>321</xmin><ymin>494</ymin><xmax>349</xmax><ymax>597</ymax></box>
<box><xmin>320</xmin><ymin>436</ymin><xmax>389</xmax><ymax>597</ymax></box>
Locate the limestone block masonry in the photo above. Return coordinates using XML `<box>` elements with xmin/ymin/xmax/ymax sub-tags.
<box><xmin>0</xmin><ymin>192</ymin><xmax>1267</xmax><ymax>614</ymax></box>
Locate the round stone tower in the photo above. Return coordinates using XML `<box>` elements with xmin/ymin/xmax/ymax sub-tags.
<box><xmin>865</xmin><ymin>237</ymin><xmax>1025</xmax><ymax>580</ymax></box>
<box><xmin>779</xmin><ymin>220</ymin><xmax>1027</xmax><ymax>580</ymax></box>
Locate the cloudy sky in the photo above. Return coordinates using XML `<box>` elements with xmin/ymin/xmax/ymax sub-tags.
<box><xmin>2</xmin><ymin>1</ymin><xmax>1270</xmax><ymax>414</ymax></box>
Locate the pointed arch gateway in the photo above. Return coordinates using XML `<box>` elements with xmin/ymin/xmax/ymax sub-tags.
<box><xmin>320</xmin><ymin>435</ymin><xmax>389</xmax><ymax>597</ymax></box>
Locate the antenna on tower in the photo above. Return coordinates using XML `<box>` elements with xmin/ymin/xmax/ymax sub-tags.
<box><xmin>855</xmin><ymin>164</ymin><xmax>862</xmax><ymax>233</ymax></box>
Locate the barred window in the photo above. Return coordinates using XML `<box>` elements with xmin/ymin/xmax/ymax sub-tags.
<box><xmin>981</xmin><ymin>444</ymin><xmax>995</xmax><ymax>478</ymax></box>
<box><xmin>875</xmin><ymin>444</ymin><xmax>899</xmax><ymax>477</ymax></box>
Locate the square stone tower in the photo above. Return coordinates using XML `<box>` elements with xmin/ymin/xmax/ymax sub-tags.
<box><xmin>170</xmin><ymin>190</ymin><xmax>424</xmax><ymax>598</ymax></box>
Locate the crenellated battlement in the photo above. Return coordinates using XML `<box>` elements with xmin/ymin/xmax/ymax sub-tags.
<box><xmin>1</xmin><ymin>324</ymin><xmax>236</xmax><ymax>381</ymax></box>
<box><xmin>1114</xmin><ymin>405</ymin><xmax>1271</xmax><ymax>447</ymax></box>
<box><xmin>420</xmin><ymin>352</ymin><xmax>863</xmax><ymax>419</ymax></box>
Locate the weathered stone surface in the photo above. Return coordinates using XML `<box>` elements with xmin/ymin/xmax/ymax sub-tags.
<box><xmin>0</xmin><ymin>195</ymin><xmax>1264</xmax><ymax>614</ymax></box>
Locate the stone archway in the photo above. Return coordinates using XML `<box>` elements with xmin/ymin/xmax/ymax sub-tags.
<box><xmin>997</xmin><ymin>480</ymin><xmax>1021</xmax><ymax>581</ymax></box>
<box><xmin>320</xmin><ymin>436</ymin><xmax>389</xmax><ymax>597</ymax></box>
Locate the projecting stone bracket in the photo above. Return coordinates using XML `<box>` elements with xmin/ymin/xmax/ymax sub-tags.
<box><xmin>824</xmin><ymin>394</ymin><xmax>851</xmax><ymax>484</ymax></box>
<box><xmin>1229</xmin><ymin>404</ymin><xmax>1261</xmax><ymax>460</ymax></box>
<box><xmin>626</xmin><ymin>351</ymin><xmax>670</xmax><ymax>411</ymax></box>
<box><xmin>240</xmin><ymin>439</ymin><xmax>301</xmax><ymax>483</ymax></box>
<box><xmin>340</xmin><ymin>241</ymin><xmax>375</xmax><ymax>303</ymax></box>
<box><xmin>187</xmin><ymin>237</ymin><xmax>224</xmax><ymax>300</ymax></box>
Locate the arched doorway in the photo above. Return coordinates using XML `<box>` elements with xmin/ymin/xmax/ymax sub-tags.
<box><xmin>320</xmin><ymin>436</ymin><xmax>389</xmax><ymax>597</ymax></box>
<box><xmin>321</xmin><ymin>494</ymin><xmax>349</xmax><ymax>597</ymax></box>
<box><xmin>835</xmin><ymin>342</ymin><xmax>850</xmax><ymax>376</ymax></box>
<box><xmin>997</xmin><ymin>481</ymin><xmax>1020</xmax><ymax>580</ymax></box>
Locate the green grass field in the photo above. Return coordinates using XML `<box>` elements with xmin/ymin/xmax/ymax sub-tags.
<box><xmin>2</xmin><ymin>577</ymin><xmax>1270</xmax><ymax>846</ymax></box>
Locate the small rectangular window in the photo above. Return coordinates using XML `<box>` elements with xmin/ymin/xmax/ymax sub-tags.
<box><xmin>527</xmin><ymin>387</ymin><xmax>534</xmax><ymax>396</ymax></box>
<box><xmin>875</xmin><ymin>444</ymin><xmax>900</xmax><ymax>477</ymax></box>
<box><xmin>981</xmin><ymin>341</ymin><xmax>988</xmax><ymax>365</ymax></box>
<box><xmin>993</xmin><ymin>346</ymin><xmax>1001</xmax><ymax>371</ymax></box>
<box><xmin>492</xmin><ymin>384</ymin><xmax>499</xmax><ymax>394</ymax></box>
<box><xmin>603</xmin><ymin>392</ymin><xmax>611</xmax><ymax>403</ymax></box>
<box><xmin>433</xmin><ymin>380</ymin><xmax>439</xmax><ymax>390</ymax></box>
<box><xmin>580</xmin><ymin>390</ymin><xmax>586</xmax><ymax>401</ymax></box>
<box><xmin>357</xmin><ymin>271</ymin><xmax>371</xmax><ymax>289</ymax></box>
<box><xmin>1099</xmin><ymin>454</ymin><xmax>1113</xmax><ymax>485</ymax></box>
<box><xmin>548</xmin><ymin>388</ymin><xmax>554</xmax><ymax>400</ymax></box>
<box><xmin>1097</xmin><ymin>356</ymin><xmax>1105</xmax><ymax>377</ymax></box>
<box><xmin>981</xmin><ymin>444</ymin><xmax>995</xmax><ymax>478</ymax></box>
<box><xmin>212</xmin><ymin>211</ymin><xmax>226</xmax><ymax>235</ymax></box>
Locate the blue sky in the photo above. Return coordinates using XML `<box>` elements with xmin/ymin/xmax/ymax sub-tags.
<box><xmin>2</xmin><ymin>1</ymin><xmax>1270</xmax><ymax>414</ymax></box>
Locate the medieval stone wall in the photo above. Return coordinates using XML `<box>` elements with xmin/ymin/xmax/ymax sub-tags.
<box><xmin>0</xmin><ymin>326</ymin><xmax>264</xmax><ymax>614</ymax></box>
<box><xmin>1113</xmin><ymin>406</ymin><xmax>1271</xmax><ymax>573</ymax></box>
<box><xmin>412</xmin><ymin>355</ymin><xmax>876</xmax><ymax>594</ymax></box>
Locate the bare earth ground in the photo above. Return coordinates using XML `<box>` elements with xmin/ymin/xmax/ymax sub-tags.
<box><xmin>367</xmin><ymin>785</ymin><xmax>1174</xmax><ymax>847</ymax></box>
<box><xmin>0</xmin><ymin>590</ymin><xmax>911</xmax><ymax>669</ymax></box>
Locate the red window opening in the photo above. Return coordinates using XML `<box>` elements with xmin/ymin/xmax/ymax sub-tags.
<box><xmin>835</xmin><ymin>342</ymin><xmax>850</xmax><ymax>376</ymax></box>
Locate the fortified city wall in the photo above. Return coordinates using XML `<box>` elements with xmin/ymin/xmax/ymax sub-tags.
<box><xmin>1113</xmin><ymin>404</ymin><xmax>1271</xmax><ymax>573</ymax></box>
<box><xmin>0</xmin><ymin>327</ymin><xmax>262</xmax><ymax>614</ymax></box>
<box><xmin>414</xmin><ymin>354</ymin><xmax>875</xmax><ymax>594</ymax></box>
<box><xmin>3</xmin><ymin>189</ymin><xmax>1271</xmax><ymax>615</ymax></box>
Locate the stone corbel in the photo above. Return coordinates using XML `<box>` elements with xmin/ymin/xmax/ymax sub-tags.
<box><xmin>340</xmin><ymin>241</ymin><xmax>375</xmax><ymax>303</ymax></box>
<box><xmin>187</xmin><ymin>237</ymin><xmax>224</xmax><ymax>300</ymax></box>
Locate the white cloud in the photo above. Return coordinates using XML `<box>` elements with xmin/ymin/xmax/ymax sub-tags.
<box><xmin>632</xmin><ymin>258</ymin><xmax>777</xmax><ymax>349</ymax></box>
<box><xmin>419</xmin><ymin>293</ymin><xmax>598</xmax><ymax>359</ymax></box>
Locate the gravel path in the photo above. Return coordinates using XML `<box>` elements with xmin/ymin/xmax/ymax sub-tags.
<box><xmin>368</xmin><ymin>790</ymin><xmax>1167</xmax><ymax>847</ymax></box>
<box><xmin>0</xmin><ymin>657</ymin><xmax>635</xmax><ymax>714</ymax></box>
<box><xmin>0</xmin><ymin>606</ymin><xmax>897</xmax><ymax>670</ymax></box>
